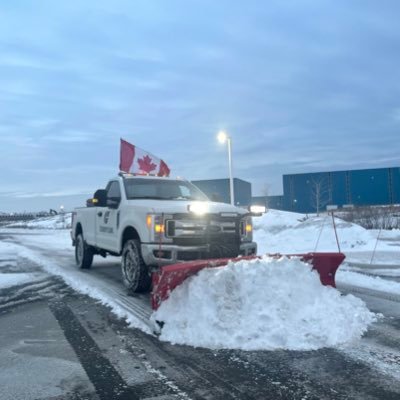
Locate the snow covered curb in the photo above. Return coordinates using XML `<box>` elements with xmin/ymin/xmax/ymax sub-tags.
<box><xmin>337</xmin><ymin>269</ymin><xmax>400</xmax><ymax>296</ymax></box>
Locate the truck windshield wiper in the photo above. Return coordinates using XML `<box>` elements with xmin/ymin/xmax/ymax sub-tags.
<box><xmin>164</xmin><ymin>196</ymin><xmax>190</xmax><ymax>200</ymax></box>
<box><xmin>128</xmin><ymin>196</ymin><xmax>207</xmax><ymax>201</ymax></box>
<box><xmin>163</xmin><ymin>196</ymin><xmax>206</xmax><ymax>201</ymax></box>
<box><xmin>128</xmin><ymin>196</ymin><xmax>168</xmax><ymax>200</ymax></box>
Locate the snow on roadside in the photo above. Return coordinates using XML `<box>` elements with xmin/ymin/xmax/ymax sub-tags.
<box><xmin>253</xmin><ymin>209</ymin><xmax>400</xmax><ymax>300</ymax></box>
<box><xmin>153</xmin><ymin>256</ymin><xmax>377</xmax><ymax>351</ymax></box>
<box><xmin>5</xmin><ymin>213</ymin><xmax>72</xmax><ymax>229</ymax></box>
<box><xmin>0</xmin><ymin>241</ymin><xmax>44</xmax><ymax>289</ymax></box>
<box><xmin>9</xmin><ymin>242</ymin><xmax>153</xmax><ymax>334</ymax></box>
<box><xmin>253</xmin><ymin>209</ymin><xmax>305</xmax><ymax>234</ymax></box>
<box><xmin>253</xmin><ymin>210</ymin><xmax>381</xmax><ymax>255</ymax></box>
<box><xmin>0</xmin><ymin>233</ymin><xmax>154</xmax><ymax>334</ymax></box>
<box><xmin>337</xmin><ymin>269</ymin><xmax>400</xmax><ymax>295</ymax></box>
<box><xmin>0</xmin><ymin>229</ymin><xmax>72</xmax><ymax>252</ymax></box>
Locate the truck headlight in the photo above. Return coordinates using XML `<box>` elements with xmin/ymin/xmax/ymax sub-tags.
<box><xmin>249</xmin><ymin>205</ymin><xmax>266</xmax><ymax>215</ymax></box>
<box><xmin>188</xmin><ymin>202</ymin><xmax>209</xmax><ymax>215</ymax></box>
<box><xmin>147</xmin><ymin>214</ymin><xmax>165</xmax><ymax>238</ymax></box>
<box><xmin>245</xmin><ymin>222</ymin><xmax>252</xmax><ymax>233</ymax></box>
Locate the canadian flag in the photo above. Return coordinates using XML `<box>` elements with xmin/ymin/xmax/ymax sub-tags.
<box><xmin>119</xmin><ymin>138</ymin><xmax>170</xmax><ymax>177</ymax></box>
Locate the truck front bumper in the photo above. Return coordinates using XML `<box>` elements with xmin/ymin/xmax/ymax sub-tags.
<box><xmin>141</xmin><ymin>241</ymin><xmax>257</xmax><ymax>267</ymax></box>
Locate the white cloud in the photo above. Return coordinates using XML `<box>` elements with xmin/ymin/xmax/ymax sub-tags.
<box><xmin>26</xmin><ymin>118</ymin><xmax>59</xmax><ymax>128</ymax></box>
<box><xmin>41</xmin><ymin>130</ymin><xmax>100</xmax><ymax>143</ymax></box>
<box><xmin>12</xmin><ymin>189</ymin><xmax>91</xmax><ymax>198</ymax></box>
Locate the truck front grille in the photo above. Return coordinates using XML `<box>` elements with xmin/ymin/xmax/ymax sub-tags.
<box><xmin>165</xmin><ymin>215</ymin><xmax>242</xmax><ymax>258</ymax></box>
<box><xmin>166</xmin><ymin>218</ymin><xmax>238</xmax><ymax>239</ymax></box>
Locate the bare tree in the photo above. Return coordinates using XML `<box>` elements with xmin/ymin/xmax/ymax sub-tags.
<box><xmin>310</xmin><ymin>177</ymin><xmax>330</xmax><ymax>216</ymax></box>
<box><xmin>261</xmin><ymin>183</ymin><xmax>270</xmax><ymax>208</ymax></box>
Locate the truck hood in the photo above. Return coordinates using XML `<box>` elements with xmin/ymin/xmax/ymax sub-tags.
<box><xmin>125</xmin><ymin>199</ymin><xmax>249</xmax><ymax>216</ymax></box>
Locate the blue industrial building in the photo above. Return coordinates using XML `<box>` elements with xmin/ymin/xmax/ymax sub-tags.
<box><xmin>192</xmin><ymin>167</ymin><xmax>400</xmax><ymax>214</ymax></box>
<box><xmin>191</xmin><ymin>178</ymin><xmax>252</xmax><ymax>207</ymax></box>
<box><xmin>282</xmin><ymin>167</ymin><xmax>400</xmax><ymax>213</ymax></box>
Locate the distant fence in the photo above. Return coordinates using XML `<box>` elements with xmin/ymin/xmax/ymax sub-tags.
<box><xmin>0</xmin><ymin>212</ymin><xmax>55</xmax><ymax>222</ymax></box>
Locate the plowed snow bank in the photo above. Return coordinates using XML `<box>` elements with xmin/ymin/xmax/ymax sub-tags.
<box><xmin>254</xmin><ymin>211</ymin><xmax>377</xmax><ymax>254</ymax></box>
<box><xmin>153</xmin><ymin>257</ymin><xmax>376</xmax><ymax>350</ymax></box>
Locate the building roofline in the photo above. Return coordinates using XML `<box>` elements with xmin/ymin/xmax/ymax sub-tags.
<box><xmin>283</xmin><ymin>166</ymin><xmax>400</xmax><ymax>177</ymax></box>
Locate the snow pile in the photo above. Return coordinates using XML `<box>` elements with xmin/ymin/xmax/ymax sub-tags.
<box><xmin>253</xmin><ymin>209</ymin><xmax>305</xmax><ymax>234</ymax></box>
<box><xmin>254</xmin><ymin>210</ymin><xmax>381</xmax><ymax>254</ymax></box>
<box><xmin>154</xmin><ymin>257</ymin><xmax>376</xmax><ymax>350</ymax></box>
<box><xmin>5</xmin><ymin>213</ymin><xmax>72</xmax><ymax>230</ymax></box>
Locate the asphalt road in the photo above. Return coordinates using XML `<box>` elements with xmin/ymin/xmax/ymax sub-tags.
<box><xmin>1</xmin><ymin>231</ymin><xmax>400</xmax><ymax>400</ymax></box>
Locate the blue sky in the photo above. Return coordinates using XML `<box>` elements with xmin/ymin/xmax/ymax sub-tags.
<box><xmin>1</xmin><ymin>0</ymin><xmax>400</xmax><ymax>212</ymax></box>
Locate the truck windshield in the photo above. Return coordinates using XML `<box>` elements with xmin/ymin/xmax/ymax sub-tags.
<box><xmin>124</xmin><ymin>179</ymin><xmax>209</xmax><ymax>201</ymax></box>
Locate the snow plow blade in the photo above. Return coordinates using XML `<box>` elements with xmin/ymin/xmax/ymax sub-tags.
<box><xmin>151</xmin><ymin>252</ymin><xmax>345</xmax><ymax>310</ymax></box>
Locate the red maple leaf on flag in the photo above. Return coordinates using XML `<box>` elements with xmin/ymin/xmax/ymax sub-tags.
<box><xmin>138</xmin><ymin>155</ymin><xmax>157</xmax><ymax>173</ymax></box>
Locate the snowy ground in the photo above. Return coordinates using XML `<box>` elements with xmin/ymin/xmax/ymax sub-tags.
<box><xmin>0</xmin><ymin>241</ymin><xmax>45</xmax><ymax>289</ymax></box>
<box><xmin>3</xmin><ymin>213</ymin><xmax>72</xmax><ymax>230</ymax></box>
<box><xmin>253</xmin><ymin>209</ymin><xmax>399</xmax><ymax>257</ymax></box>
<box><xmin>1</xmin><ymin>210</ymin><xmax>400</xmax><ymax>351</ymax></box>
<box><xmin>1</xmin><ymin>211</ymin><xmax>400</xmax><ymax>398</ymax></box>
<box><xmin>254</xmin><ymin>209</ymin><xmax>400</xmax><ymax>289</ymax></box>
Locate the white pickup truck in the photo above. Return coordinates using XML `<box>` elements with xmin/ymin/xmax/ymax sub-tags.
<box><xmin>71</xmin><ymin>173</ymin><xmax>257</xmax><ymax>294</ymax></box>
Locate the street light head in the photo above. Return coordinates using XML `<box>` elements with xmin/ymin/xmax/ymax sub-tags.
<box><xmin>217</xmin><ymin>131</ymin><xmax>227</xmax><ymax>144</ymax></box>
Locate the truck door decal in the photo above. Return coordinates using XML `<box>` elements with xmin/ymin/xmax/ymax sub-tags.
<box><xmin>99</xmin><ymin>211</ymin><xmax>113</xmax><ymax>233</ymax></box>
<box><xmin>99</xmin><ymin>226</ymin><xmax>113</xmax><ymax>234</ymax></box>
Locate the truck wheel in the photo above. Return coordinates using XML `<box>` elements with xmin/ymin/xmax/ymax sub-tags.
<box><xmin>75</xmin><ymin>233</ymin><xmax>94</xmax><ymax>269</ymax></box>
<box><xmin>121</xmin><ymin>239</ymin><xmax>151</xmax><ymax>293</ymax></box>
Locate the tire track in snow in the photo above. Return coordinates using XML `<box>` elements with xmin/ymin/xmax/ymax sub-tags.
<box><xmin>7</xmin><ymin>237</ymin><xmax>156</xmax><ymax>332</ymax></box>
<box><xmin>0</xmin><ymin>277</ymin><xmax>70</xmax><ymax>312</ymax></box>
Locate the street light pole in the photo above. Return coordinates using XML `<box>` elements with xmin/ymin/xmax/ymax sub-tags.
<box><xmin>227</xmin><ymin>136</ymin><xmax>234</xmax><ymax>206</ymax></box>
<box><xmin>217</xmin><ymin>131</ymin><xmax>235</xmax><ymax>205</ymax></box>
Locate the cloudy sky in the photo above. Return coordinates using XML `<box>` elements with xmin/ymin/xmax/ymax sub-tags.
<box><xmin>1</xmin><ymin>0</ymin><xmax>400</xmax><ymax>212</ymax></box>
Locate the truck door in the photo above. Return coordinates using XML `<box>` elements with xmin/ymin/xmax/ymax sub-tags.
<box><xmin>96</xmin><ymin>181</ymin><xmax>121</xmax><ymax>252</ymax></box>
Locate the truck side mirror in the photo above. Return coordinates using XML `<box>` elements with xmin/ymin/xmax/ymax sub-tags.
<box><xmin>93</xmin><ymin>189</ymin><xmax>107</xmax><ymax>207</ymax></box>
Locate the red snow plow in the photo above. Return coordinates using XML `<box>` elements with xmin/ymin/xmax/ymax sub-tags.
<box><xmin>151</xmin><ymin>252</ymin><xmax>345</xmax><ymax>310</ymax></box>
